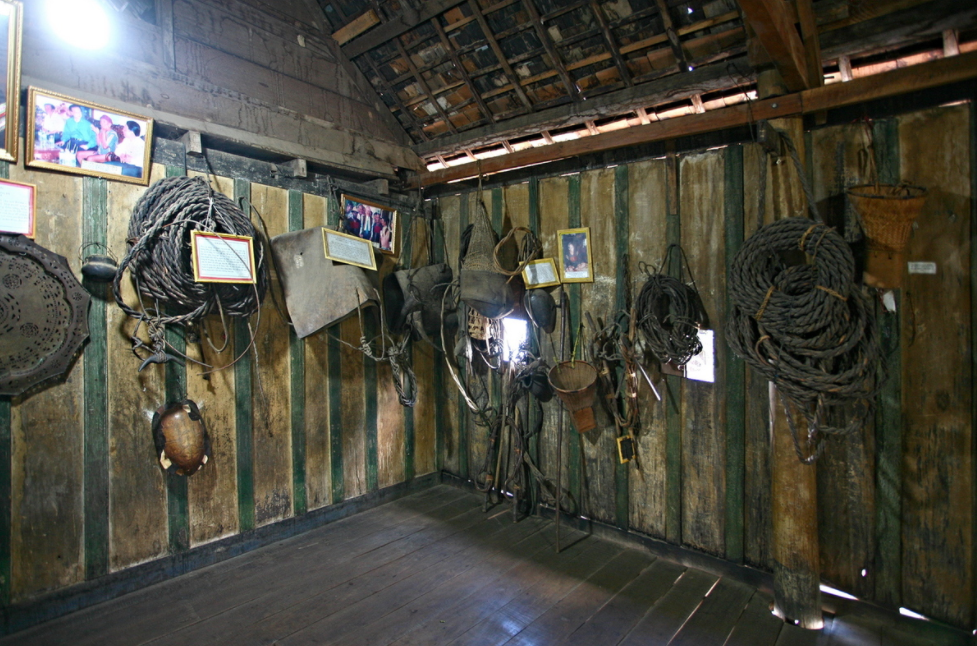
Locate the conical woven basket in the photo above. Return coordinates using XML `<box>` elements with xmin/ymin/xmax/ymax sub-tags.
<box><xmin>549</xmin><ymin>361</ymin><xmax>599</xmax><ymax>433</ymax></box>
<box><xmin>460</xmin><ymin>203</ymin><xmax>515</xmax><ymax>319</ymax></box>
<box><xmin>847</xmin><ymin>184</ymin><xmax>927</xmax><ymax>252</ymax></box>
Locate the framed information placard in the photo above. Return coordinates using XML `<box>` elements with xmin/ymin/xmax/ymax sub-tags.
<box><xmin>322</xmin><ymin>227</ymin><xmax>377</xmax><ymax>270</ymax></box>
<box><xmin>522</xmin><ymin>258</ymin><xmax>560</xmax><ymax>288</ymax></box>
<box><xmin>0</xmin><ymin>178</ymin><xmax>35</xmax><ymax>237</ymax></box>
<box><xmin>190</xmin><ymin>231</ymin><xmax>256</xmax><ymax>284</ymax></box>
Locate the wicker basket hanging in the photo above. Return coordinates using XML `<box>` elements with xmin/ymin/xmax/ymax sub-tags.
<box><xmin>548</xmin><ymin>361</ymin><xmax>599</xmax><ymax>433</ymax></box>
<box><xmin>847</xmin><ymin>183</ymin><xmax>927</xmax><ymax>288</ymax></box>
<box><xmin>460</xmin><ymin>202</ymin><xmax>516</xmax><ymax>319</ymax></box>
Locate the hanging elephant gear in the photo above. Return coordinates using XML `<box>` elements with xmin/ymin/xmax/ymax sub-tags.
<box><xmin>847</xmin><ymin>183</ymin><xmax>927</xmax><ymax>288</ymax></box>
<box><xmin>152</xmin><ymin>399</ymin><xmax>211</xmax><ymax>476</ymax></box>
<box><xmin>114</xmin><ymin>176</ymin><xmax>269</xmax><ymax>371</ymax></box>
<box><xmin>0</xmin><ymin>235</ymin><xmax>91</xmax><ymax>397</ymax></box>
<box><xmin>725</xmin><ymin>217</ymin><xmax>881</xmax><ymax>462</ymax></box>
<box><xmin>270</xmin><ymin>227</ymin><xmax>377</xmax><ymax>338</ymax></box>
<box><xmin>382</xmin><ymin>215</ymin><xmax>453</xmax><ymax>348</ymax></box>
<box><xmin>459</xmin><ymin>201</ymin><xmax>516</xmax><ymax>320</ymax></box>
<box><xmin>635</xmin><ymin>245</ymin><xmax>708</xmax><ymax>366</ymax></box>
<box><xmin>548</xmin><ymin>361</ymin><xmax>599</xmax><ymax>433</ymax></box>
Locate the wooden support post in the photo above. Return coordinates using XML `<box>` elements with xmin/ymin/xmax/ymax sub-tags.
<box><xmin>759</xmin><ymin>64</ymin><xmax>822</xmax><ymax>628</ymax></box>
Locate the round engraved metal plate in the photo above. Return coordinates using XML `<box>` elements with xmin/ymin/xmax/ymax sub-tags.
<box><xmin>0</xmin><ymin>235</ymin><xmax>90</xmax><ymax>397</ymax></box>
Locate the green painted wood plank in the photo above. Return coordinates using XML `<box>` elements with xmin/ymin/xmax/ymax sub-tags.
<box><xmin>457</xmin><ymin>194</ymin><xmax>470</xmax><ymax>481</ymax></box>
<box><xmin>567</xmin><ymin>174</ymin><xmax>583</xmax><ymax>513</ymax></box>
<box><xmin>969</xmin><ymin>98</ymin><xmax>977</xmax><ymax>630</ymax></box>
<box><xmin>0</xmin><ymin>165</ymin><xmax>7</xmax><ymax>603</ymax></box>
<box><xmin>0</xmin><ymin>396</ymin><xmax>10</xmax><ymax>606</ymax></box>
<box><xmin>82</xmin><ymin>176</ymin><xmax>110</xmax><ymax>577</ymax></box>
<box><xmin>288</xmin><ymin>190</ymin><xmax>308</xmax><ymax>515</ymax></box>
<box><xmin>163</xmin><ymin>166</ymin><xmax>189</xmax><ymax>554</ymax></box>
<box><xmin>527</xmin><ymin>178</ymin><xmax>540</xmax><ymax>509</ymax></box>
<box><xmin>364</xmin><ymin>311</ymin><xmax>379</xmax><ymax>493</ymax></box>
<box><xmin>234</xmin><ymin>178</ymin><xmax>256</xmax><ymax>532</ymax></box>
<box><xmin>404</xmin><ymin>341</ymin><xmax>416</xmax><ymax>482</ymax></box>
<box><xmin>724</xmin><ymin>145</ymin><xmax>746</xmax><ymax>564</ymax></box>
<box><xmin>430</xmin><ymin>202</ymin><xmax>446</xmax><ymax>477</ymax></box>
<box><xmin>614</xmin><ymin>164</ymin><xmax>630</xmax><ymax>531</ymax></box>
<box><xmin>665</xmin><ymin>156</ymin><xmax>683</xmax><ymax>545</ymax></box>
<box><xmin>872</xmin><ymin>118</ymin><xmax>902</xmax><ymax>608</ymax></box>
<box><xmin>327</xmin><ymin>193</ymin><xmax>345</xmax><ymax>503</ymax></box>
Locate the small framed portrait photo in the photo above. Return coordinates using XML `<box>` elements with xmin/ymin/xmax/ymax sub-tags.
<box><xmin>26</xmin><ymin>87</ymin><xmax>153</xmax><ymax>186</ymax></box>
<box><xmin>557</xmin><ymin>227</ymin><xmax>593</xmax><ymax>283</ymax></box>
<box><xmin>341</xmin><ymin>194</ymin><xmax>399</xmax><ymax>256</ymax></box>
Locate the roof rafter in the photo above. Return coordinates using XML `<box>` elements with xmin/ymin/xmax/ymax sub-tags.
<box><xmin>737</xmin><ymin>0</ymin><xmax>812</xmax><ymax>90</ymax></box>
<box><xmin>393</xmin><ymin>37</ymin><xmax>460</xmax><ymax>135</ymax></box>
<box><xmin>430</xmin><ymin>17</ymin><xmax>497</xmax><ymax>125</ymax></box>
<box><xmin>466</xmin><ymin>0</ymin><xmax>535</xmax><ymax>111</ymax></box>
<box><xmin>523</xmin><ymin>0</ymin><xmax>579</xmax><ymax>99</ymax></box>
<box><xmin>588</xmin><ymin>0</ymin><xmax>633</xmax><ymax>86</ymax></box>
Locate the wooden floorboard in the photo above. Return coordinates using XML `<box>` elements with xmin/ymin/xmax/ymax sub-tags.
<box><xmin>0</xmin><ymin>485</ymin><xmax>968</xmax><ymax>646</ymax></box>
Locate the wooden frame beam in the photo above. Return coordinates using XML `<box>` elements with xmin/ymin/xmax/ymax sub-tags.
<box><xmin>466</xmin><ymin>0</ymin><xmax>535</xmax><ymax>111</ymax></box>
<box><xmin>737</xmin><ymin>0</ymin><xmax>811</xmax><ymax>91</ymax></box>
<box><xmin>589</xmin><ymin>0</ymin><xmax>633</xmax><ymax>86</ymax></box>
<box><xmin>394</xmin><ymin>38</ymin><xmax>459</xmax><ymax>135</ymax></box>
<box><xmin>654</xmin><ymin>0</ymin><xmax>689</xmax><ymax>72</ymax></box>
<box><xmin>342</xmin><ymin>0</ymin><xmax>466</xmax><ymax>58</ymax></box>
<box><xmin>523</xmin><ymin>0</ymin><xmax>579</xmax><ymax>99</ymax></box>
<box><xmin>361</xmin><ymin>54</ymin><xmax>431</xmax><ymax>142</ymax></box>
<box><xmin>430</xmin><ymin>17</ymin><xmax>496</xmax><ymax>125</ymax></box>
<box><xmin>413</xmin><ymin>49</ymin><xmax>977</xmax><ymax>186</ymax></box>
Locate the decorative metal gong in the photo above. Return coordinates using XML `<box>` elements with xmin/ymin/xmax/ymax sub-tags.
<box><xmin>0</xmin><ymin>234</ymin><xmax>90</xmax><ymax>397</ymax></box>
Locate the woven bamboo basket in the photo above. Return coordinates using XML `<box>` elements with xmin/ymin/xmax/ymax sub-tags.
<box><xmin>846</xmin><ymin>184</ymin><xmax>927</xmax><ymax>252</ymax></box>
<box><xmin>549</xmin><ymin>361</ymin><xmax>599</xmax><ymax>433</ymax></box>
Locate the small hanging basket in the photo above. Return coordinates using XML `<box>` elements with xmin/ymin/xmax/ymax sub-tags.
<box><xmin>549</xmin><ymin>361</ymin><xmax>599</xmax><ymax>433</ymax></box>
<box><xmin>846</xmin><ymin>184</ymin><xmax>927</xmax><ymax>252</ymax></box>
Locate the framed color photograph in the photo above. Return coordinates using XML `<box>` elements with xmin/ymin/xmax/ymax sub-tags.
<box><xmin>341</xmin><ymin>194</ymin><xmax>398</xmax><ymax>256</ymax></box>
<box><xmin>190</xmin><ymin>231</ymin><xmax>256</xmax><ymax>284</ymax></box>
<box><xmin>0</xmin><ymin>178</ymin><xmax>34</xmax><ymax>237</ymax></box>
<box><xmin>522</xmin><ymin>258</ymin><xmax>560</xmax><ymax>288</ymax></box>
<box><xmin>0</xmin><ymin>0</ymin><xmax>23</xmax><ymax>163</ymax></box>
<box><xmin>26</xmin><ymin>87</ymin><xmax>153</xmax><ymax>185</ymax></box>
<box><xmin>322</xmin><ymin>227</ymin><xmax>377</xmax><ymax>271</ymax></box>
<box><xmin>557</xmin><ymin>227</ymin><xmax>593</xmax><ymax>283</ymax></box>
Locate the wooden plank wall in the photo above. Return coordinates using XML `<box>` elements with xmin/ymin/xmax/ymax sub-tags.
<box><xmin>437</xmin><ymin>103</ymin><xmax>975</xmax><ymax>630</ymax></box>
<box><xmin>0</xmin><ymin>154</ymin><xmax>435</xmax><ymax>607</ymax></box>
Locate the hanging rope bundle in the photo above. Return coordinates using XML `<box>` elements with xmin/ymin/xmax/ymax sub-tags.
<box><xmin>634</xmin><ymin>245</ymin><xmax>707</xmax><ymax>366</ymax></box>
<box><xmin>725</xmin><ymin>217</ymin><xmax>881</xmax><ymax>462</ymax></box>
<box><xmin>114</xmin><ymin>176</ymin><xmax>269</xmax><ymax>369</ymax></box>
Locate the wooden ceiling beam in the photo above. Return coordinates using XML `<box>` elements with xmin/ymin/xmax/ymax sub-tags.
<box><xmin>361</xmin><ymin>54</ymin><xmax>431</xmax><ymax>142</ymax></box>
<box><xmin>343</xmin><ymin>0</ymin><xmax>467</xmax><ymax>59</ymax></box>
<box><xmin>523</xmin><ymin>0</ymin><xmax>579</xmax><ymax>99</ymax></box>
<box><xmin>430</xmin><ymin>17</ymin><xmax>496</xmax><ymax>125</ymax></box>
<box><xmin>737</xmin><ymin>0</ymin><xmax>811</xmax><ymax>91</ymax></box>
<box><xmin>466</xmin><ymin>0</ymin><xmax>535</xmax><ymax>111</ymax></box>
<box><xmin>394</xmin><ymin>37</ymin><xmax>460</xmax><ymax>135</ymax></box>
<box><xmin>589</xmin><ymin>0</ymin><xmax>633</xmax><ymax>86</ymax></box>
<box><xmin>414</xmin><ymin>49</ymin><xmax>977</xmax><ymax>186</ymax></box>
<box><xmin>654</xmin><ymin>0</ymin><xmax>689</xmax><ymax>72</ymax></box>
<box><xmin>796</xmin><ymin>0</ymin><xmax>824</xmax><ymax>88</ymax></box>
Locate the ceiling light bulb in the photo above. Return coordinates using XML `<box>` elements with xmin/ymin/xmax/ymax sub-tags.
<box><xmin>47</xmin><ymin>0</ymin><xmax>111</xmax><ymax>50</ymax></box>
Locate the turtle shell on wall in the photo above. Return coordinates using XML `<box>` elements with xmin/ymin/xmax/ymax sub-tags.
<box><xmin>152</xmin><ymin>399</ymin><xmax>211</xmax><ymax>476</ymax></box>
<box><xmin>0</xmin><ymin>234</ymin><xmax>91</xmax><ymax>397</ymax></box>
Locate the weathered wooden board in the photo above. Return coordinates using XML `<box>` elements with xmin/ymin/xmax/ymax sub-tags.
<box><xmin>808</xmin><ymin>124</ymin><xmax>877</xmax><ymax>598</ymax></box>
<box><xmin>104</xmin><ymin>166</ymin><xmax>168</xmax><ymax>569</ymax></box>
<box><xmin>678</xmin><ymin>151</ymin><xmax>726</xmax><ymax>557</ymax></box>
<box><xmin>537</xmin><ymin>176</ymin><xmax>570</xmax><ymax>511</ymax></box>
<box><xmin>627</xmin><ymin>158</ymin><xmax>670</xmax><ymax>540</ymax></box>
<box><xmin>8</xmin><ymin>166</ymin><xmax>86</xmax><ymax>600</ymax></box>
<box><xmin>248</xmin><ymin>183</ymin><xmax>293</xmax><ymax>525</ymax></box>
<box><xmin>181</xmin><ymin>172</ymin><xmax>240</xmax><ymax>546</ymax></box>
<box><xmin>577</xmin><ymin>167</ymin><xmax>619</xmax><ymax>525</ymax></box>
<box><xmin>741</xmin><ymin>143</ymin><xmax>773</xmax><ymax>571</ymax></box>
<box><xmin>302</xmin><ymin>194</ymin><xmax>331</xmax><ymax>510</ymax></box>
<box><xmin>411</xmin><ymin>336</ymin><xmax>437</xmax><ymax>478</ymax></box>
<box><xmin>438</xmin><ymin>194</ymin><xmax>462</xmax><ymax>477</ymax></box>
<box><xmin>340</xmin><ymin>315</ymin><xmax>366</xmax><ymax>498</ymax></box>
<box><xmin>898</xmin><ymin>105</ymin><xmax>973</xmax><ymax>628</ymax></box>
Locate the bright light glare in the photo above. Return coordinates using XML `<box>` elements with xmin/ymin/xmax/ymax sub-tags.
<box><xmin>899</xmin><ymin>607</ymin><xmax>930</xmax><ymax>621</ymax></box>
<box><xmin>819</xmin><ymin>584</ymin><xmax>858</xmax><ymax>601</ymax></box>
<box><xmin>47</xmin><ymin>0</ymin><xmax>111</xmax><ymax>50</ymax></box>
<box><xmin>502</xmin><ymin>318</ymin><xmax>528</xmax><ymax>363</ymax></box>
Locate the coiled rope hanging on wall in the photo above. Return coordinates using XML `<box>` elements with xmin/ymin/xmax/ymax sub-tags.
<box><xmin>634</xmin><ymin>244</ymin><xmax>708</xmax><ymax>366</ymax></box>
<box><xmin>113</xmin><ymin>175</ymin><xmax>269</xmax><ymax>371</ymax></box>
<box><xmin>726</xmin><ymin>218</ymin><xmax>881</xmax><ymax>462</ymax></box>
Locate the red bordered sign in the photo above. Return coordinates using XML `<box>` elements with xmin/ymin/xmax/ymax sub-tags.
<box><xmin>0</xmin><ymin>178</ymin><xmax>36</xmax><ymax>238</ymax></box>
<box><xmin>190</xmin><ymin>230</ymin><xmax>256</xmax><ymax>284</ymax></box>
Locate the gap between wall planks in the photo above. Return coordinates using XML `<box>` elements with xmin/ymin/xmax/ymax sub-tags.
<box><xmin>971</xmin><ymin>96</ymin><xmax>977</xmax><ymax>634</ymax></box>
<box><xmin>288</xmin><ymin>190</ymin><xmax>308</xmax><ymax>514</ymax></box>
<box><xmin>0</xmin><ymin>160</ymin><xmax>10</xmax><ymax>607</ymax></box>
<box><xmin>234</xmin><ymin>178</ymin><xmax>257</xmax><ymax>530</ymax></box>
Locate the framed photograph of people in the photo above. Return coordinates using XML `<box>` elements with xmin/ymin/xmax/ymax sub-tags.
<box><xmin>0</xmin><ymin>1</ymin><xmax>23</xmax><ymax>163</ymax></box>
<box><xmin>522</xmin><ymin>258</ymin><xmax>561</xmax><ymax>289</ymax></box>
<box><xmin>26</xmin><ymin>87</ymin><xmax>153</xmax><ymax>186</ymax></box>
<box><xmin>557</xmin><ymin>227</ymin><xmax>593</xmax><ymax>283</ymax></box>
<box><xmin>341</xmin><ymin>194</ymin><xmax>399</xmax><ymax>256</ymax></box>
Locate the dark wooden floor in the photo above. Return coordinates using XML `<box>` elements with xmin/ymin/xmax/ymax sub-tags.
<box><xmin>0</xmin><ymin>486</ymin><xmax>965</xmax><ymax>646</ymax></box>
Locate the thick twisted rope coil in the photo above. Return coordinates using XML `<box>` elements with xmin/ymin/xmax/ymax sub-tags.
<box><xmin>114</xmin><ymin>176</ymin><xmax>268</xmax><ymax>366</ymax></box>
<box><xmin>635</xmin><ymin>246</ymin><xmax>707</xmax><ymax>366</ymax></box>
<box><xmin>725</xmin><ymin>217</ymin><xmax>881</xmax><ymax>462</ymax></box>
